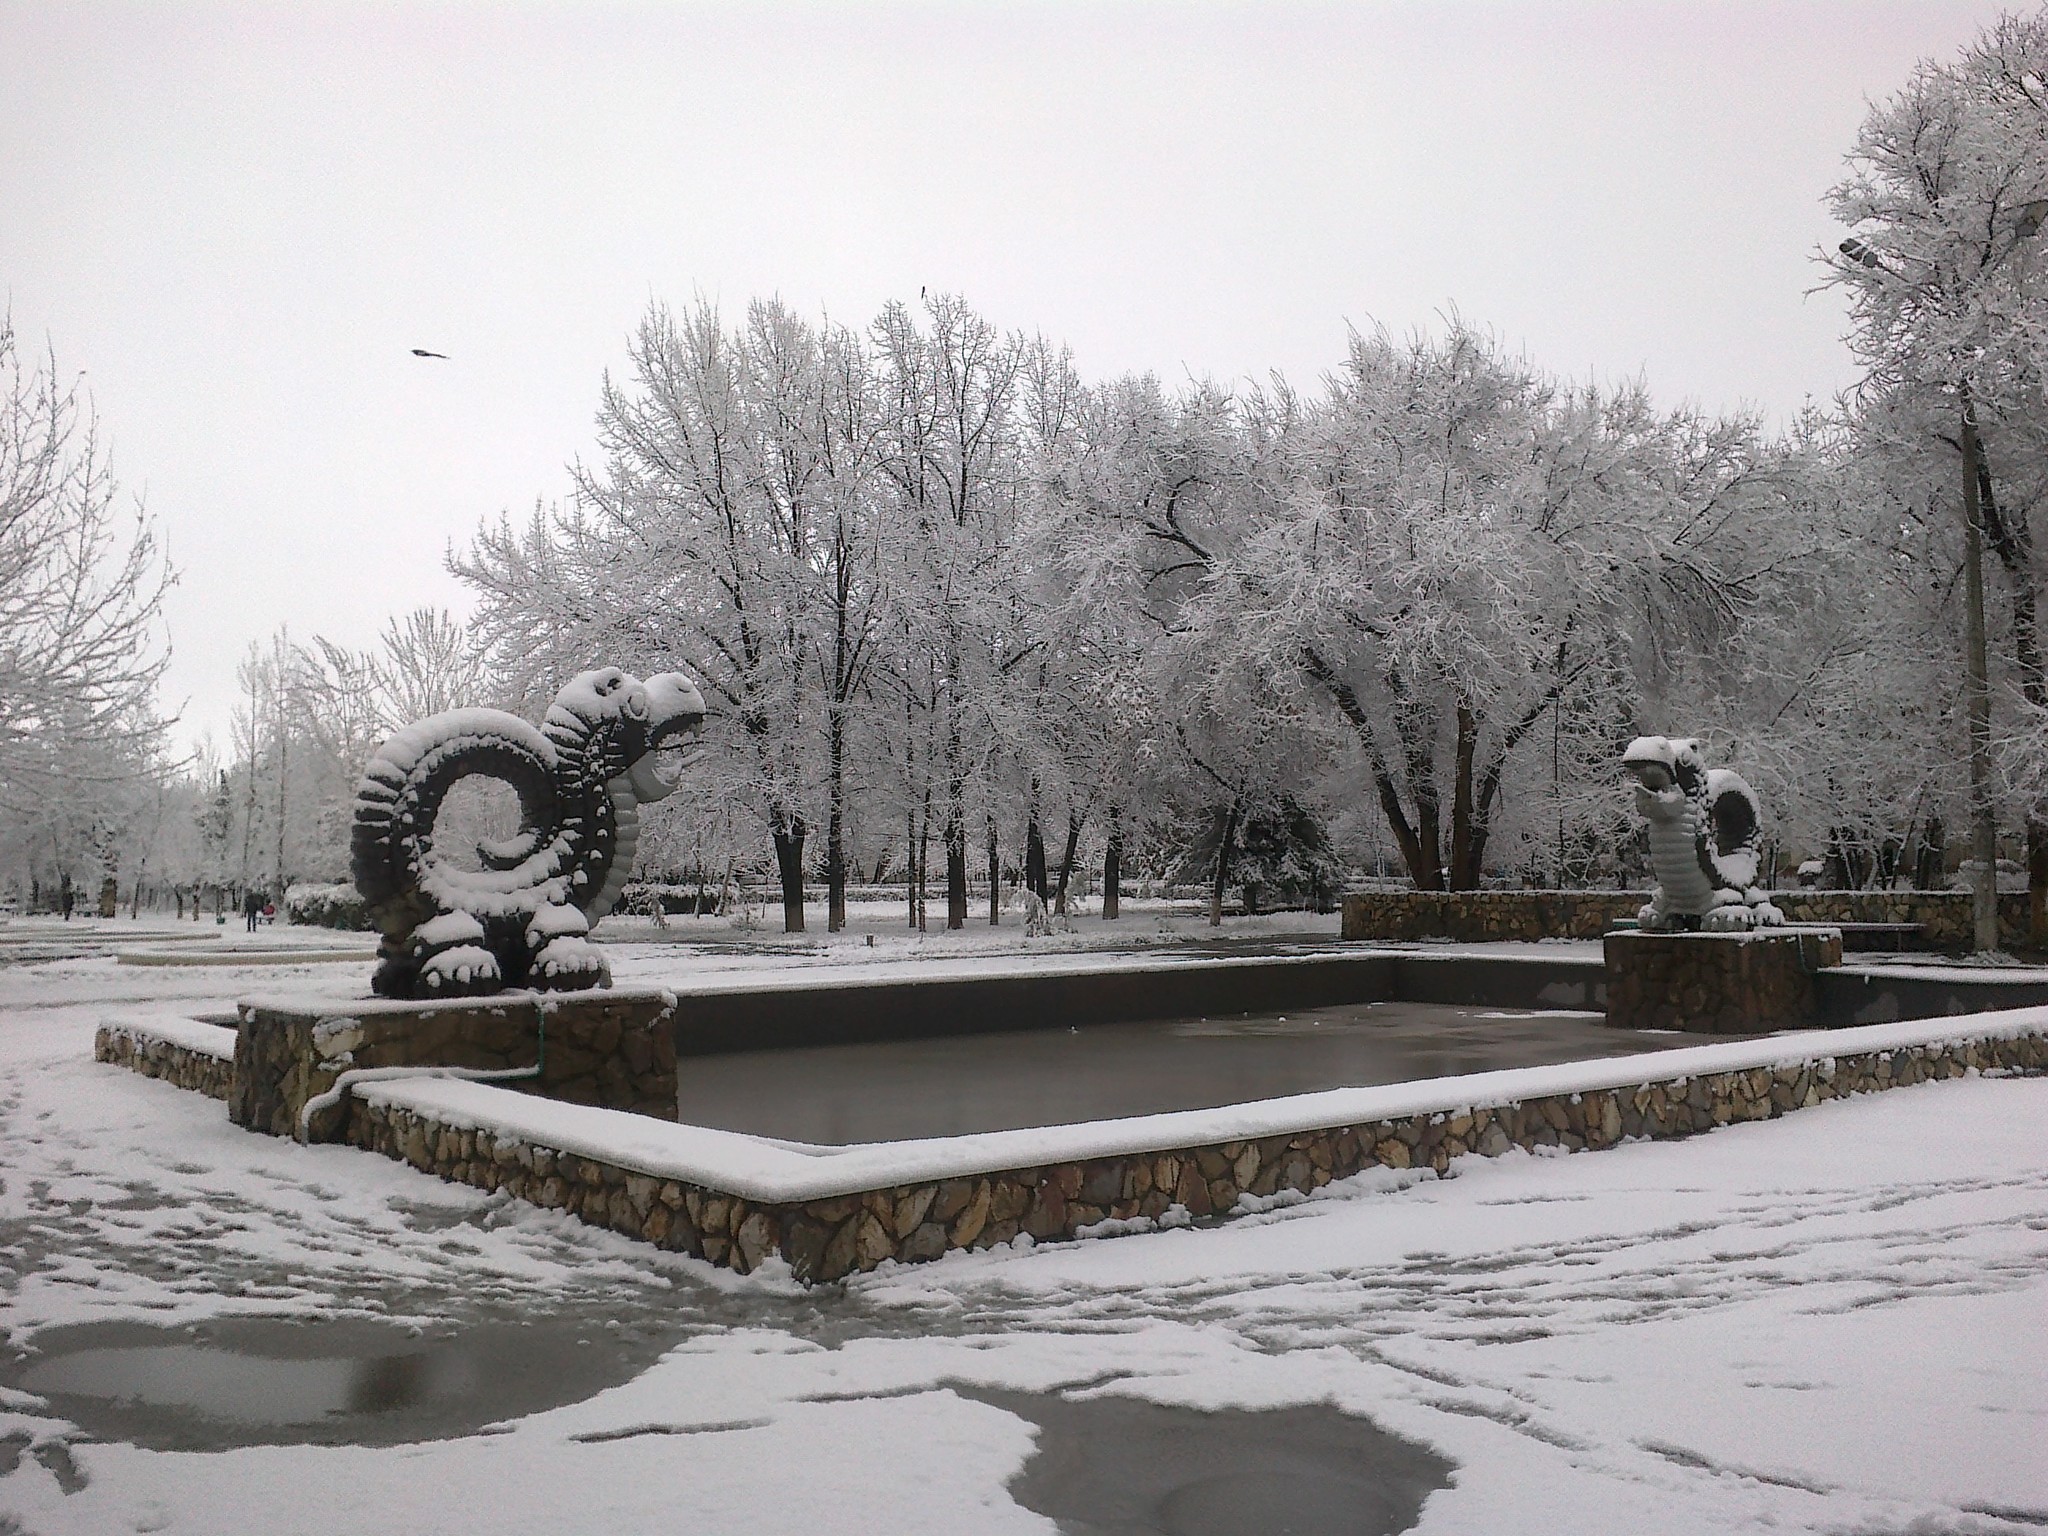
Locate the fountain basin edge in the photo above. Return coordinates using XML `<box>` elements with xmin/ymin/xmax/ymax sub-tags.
<box><xmin>98</xmin><ymin>1000</ymin><xmax>2048</xmax><ymax>1283</ymax></box>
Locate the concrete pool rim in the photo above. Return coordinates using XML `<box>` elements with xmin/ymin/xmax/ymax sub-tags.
<box><xmin>92</xmin><ymin>946</ymin><xmax>2048</xmax><ymax>1282</ymax></box>
<box><xmin>329</xmin><ymin>1007</ymin><xmax>2048</xmax><ymax>1203</ymax></box>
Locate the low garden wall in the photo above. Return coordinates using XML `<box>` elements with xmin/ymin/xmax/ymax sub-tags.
<box><xmin>96</xmin><ymin>993</ymin><xmax>2048</xmax><ymax>1284</ymax></box>
<box><xmin>95</xmin><ymin>1014</ymin><xmax>236</xmax><ymax>1100</ymax></box>
<box><xmin>340</xmin><ymin>1012</ymin><xmax>2044</xmax><ymax>1283</ymax></box>
<box><xmin>1342</xmin><ymin>889</ymin><xmax>2032</xmax><ymax>950</ymax></box>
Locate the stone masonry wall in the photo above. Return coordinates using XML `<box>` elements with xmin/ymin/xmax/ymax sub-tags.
<box><xmin>231</xmin><ymin>992</ymin><xmax>679</xmax><ymax>1140</ymax></box>
<box><xmin>95</xmin><ymin>1022</ymin><xmax>234</xmax><ymax>1100</ymax></box>
<box><xmin>1776</xmin><ymin>890</ymin><xmax>2031</xmax><ymax>951</ymax></box>
<box><xmin>1342</xmin><ymin>891</ymin><xmax>1642</xmax><ymax>942</ymax></box>
<box><xmin>1605</xmin><ymin>929</ymin><xmax>1843</xmax><ymax>1034</ymax></box>
<box><xmin>343</xmin><ymin>1028</ymin><xmax>2046</xmax><ymax>1284</ymax></box>
<box><xmin>1342</xmin><ymin>889</ymin><xmax>2031</xmax><ymax>950</ymax></box>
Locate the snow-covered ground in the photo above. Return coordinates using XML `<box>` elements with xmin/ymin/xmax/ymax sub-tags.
<box><xmin>2</xmin><ymin>912</ymin><xmax>2045</xmax><ymax>1534</ymax></box>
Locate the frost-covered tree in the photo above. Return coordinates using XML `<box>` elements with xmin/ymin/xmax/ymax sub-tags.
<box><xmin>1025</xmin><ymin>371</ymin><xmax>1245</xmax><ymax>910</ymax></box>
<box><xmin>1126</xmin><ymin>327</ymin><xmax>1791</xmax><ymax>892</ymax></box>
<box><xmin>868</xmin><ymin>297</ymin><xmax>1026</xmax><ymax>928</ymax></box>
<box><xmin>0</xmin><ymin>319</ymin><xmax>173</xmax><ymax>837</ymax></box>
<box><xmin>1228</xmin><ymin>326</ymin><xmax>1604</xmax><ymax>891</ymax></box>
<box><xmin>1826</xmin><ymin>7</ymin><xmax>2048</xmax><ymax>943</ymax></box>
<box><xmin>372</xmin><ymin>607</ymin><xmax>488</xmax><ymax>725</ymax></box>
<box><xmin>183</xmin><ymin>611</ymin><xmax>499</xmax><ymax>903</ymax></box>
<box><xmin>462</xmin><ymin>300</ymin><xmax>904</xmax><ymax>932</ymax></box>
<box><xmin>444</xmin><ymin>281</ymin><xmax>1984</xmax><ymax>918</ymax></box>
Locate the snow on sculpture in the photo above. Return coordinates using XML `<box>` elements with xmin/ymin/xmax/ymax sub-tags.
<box><xmin>351</xmin><ymin>668</ymin><xmax>706</xmax><ymax>998</ymax></box>
<box><xmin>1622</xmin><ymin>735</ymin><xmax>1785</xmax><ymax>933</ymax></box>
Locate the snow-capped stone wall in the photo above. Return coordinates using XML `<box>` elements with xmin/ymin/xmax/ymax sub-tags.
<box><xmin>225</xmin><ymin>989</ymin><xmax>680</xmax><ymax>1139</ymax></box>
<box><xmin>94</xmin><ymin>1014</ymin><xmax>236</xmax><ymax>1100</ymax></box>
<box><xmin>1342</xmin><ymin>890</ymin><xmax>2031</xmax><ymax>950</ymax></box>
<box><xmin>95</xmin><ymin>997</ymin><xmax>2048</xmax><ymax>1283</ymax></box>
<box><xmin>339</xmin><ymin>1021</ymin><xmax>2045</xmax><ymax>1284</ymax></box>
<box><xmin>1342</xmin><ymin>891</ymin><xmax>1643</xmax><ymax>941</ymax></box>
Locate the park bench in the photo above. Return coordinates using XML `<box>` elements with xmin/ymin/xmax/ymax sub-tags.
<box><xmin>1790</xmin><ymin>920</ymin><xmax>1927</xmax><ymax>953</ymax></box>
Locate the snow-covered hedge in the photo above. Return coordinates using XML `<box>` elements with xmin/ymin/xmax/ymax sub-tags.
<box><xmin>285</xmin><ymin>882</ymin><xmax>371</xmax><ymax>931</ymax></box>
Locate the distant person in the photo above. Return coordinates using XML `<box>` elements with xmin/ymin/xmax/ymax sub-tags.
<box><xmin>244</xmin><ymin>889</ymin><xmax>262</xmax><ymax>933</ymax></box>
<box><xmin>60</xmin><ymin>876</ymin><xmax>74</xmax><ymax>922</ymax></box>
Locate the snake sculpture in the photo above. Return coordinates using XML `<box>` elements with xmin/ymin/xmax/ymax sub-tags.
<box><xmin>351</xmin><ymin>668</ymin><xmax>706</xmax><ymax>998</ymax></box>
<box><xmin>1622</xmin><ymin>735</ymin><xmax>1784</xmax><ymax>932</ymax></box>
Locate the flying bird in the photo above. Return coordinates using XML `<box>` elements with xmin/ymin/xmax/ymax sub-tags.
<box><xmin>411</xmin><ymin>348</ymin><xmax>449</xmax><ymax>360</ymax></box>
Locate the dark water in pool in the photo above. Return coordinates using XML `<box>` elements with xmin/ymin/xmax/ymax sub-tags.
<box><xmin>674</xmin><ymin>999</ymin><xmax>1718</xmax><ymax>1144</ymax></box>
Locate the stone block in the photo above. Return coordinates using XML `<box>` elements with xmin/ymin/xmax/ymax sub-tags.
<box><xmin>1603</xmin><ymin>929</ymin><xmax>1841</xmax><ymax>1034</ymax></box>
<box><xmin>229</xmin><ymin>989</ymin><xmax>679</xmax><ymax>1139</ymax></box>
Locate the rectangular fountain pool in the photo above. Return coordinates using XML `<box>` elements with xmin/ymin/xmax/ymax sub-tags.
<box><xmin>672</xmin><ymin>1000</ymin><xmax>1742</xmax><ymax>1144</ymax></box>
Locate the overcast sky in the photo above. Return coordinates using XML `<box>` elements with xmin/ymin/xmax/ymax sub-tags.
<box><xmin>0</xmin><ymin>1</ymin><xmax>2021</xmax><ymax>750</ymax></box>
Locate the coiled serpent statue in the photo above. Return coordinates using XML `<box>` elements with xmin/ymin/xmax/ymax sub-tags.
<box><xmin>1622</xmin><ymin>735</ymin><xmax>1784</xmax><ymax>932</ymax></box>
<box><xmin>351</xmin><ymin>668</ymin><xmax>706</xmax><ymax>998</ymax></box>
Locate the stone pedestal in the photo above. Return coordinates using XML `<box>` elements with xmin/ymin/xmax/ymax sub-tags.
<box><xmin>230</xmin><ymin>988</ymin><xmax>679</xmax><ymax>1140</ymax></box>
<box><xmin>1604</xmin><ymin>928</ymin><xmax>1841</xmax><ymax>1034</ymax></box>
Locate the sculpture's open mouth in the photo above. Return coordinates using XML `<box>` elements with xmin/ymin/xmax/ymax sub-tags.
<box><xmin>632</xmin><ymin>735</ymin><xmax>706</xmax><ymax>798</ymax></box>
<box><xmin>625</xmin><ymin>672</ymin><xmax>707</xmax><ymax>804</ymax></box>
<box><xmin>1621</xmin><ymin>736</ymin><xmax>1683</xmax><ymax>793</ymax></box>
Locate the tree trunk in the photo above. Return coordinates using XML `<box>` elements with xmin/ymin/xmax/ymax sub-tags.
<box><xmin>945</xmin><ymin>708</ymin><xmax>967</xmax><ymax>928</ymax></box>
<box><xmin>1053</xmin><ymin>809</ymin><xmax>1082</xmax><ymax>915</ymax></box>
<box><xmin>917</xmin><ymin>790</ymin><xmax>931</xmax><ymax>931</ymax></box>
<box><xmin>825</xmin><ymin>811</ymin><xmax>846</xmax><ymax>933</ymax></box>
<box><xmin>945</xmin><ymin>817</ymin><xmax>968</xmax><ymax>930</ymax></box>
<box><xmin>1407</xmin><ymin>777</ymin><xmax>1442</xmax><ymax>887</ymax></box>
<box><xmin>1394</xmin><ymin>684</ymin><xmax>1444</xmax><ymax>889</ymax></box>
<box><xmin>907</xmin><ymin>809</ymin><xmax>919</xmax><ymax>929</ymax></box>
<box><xmin>1374</xmin><ymin>768</ymin><xmax>1436</xmax><ymax>888</ymax></box>
<box><xmin>2030</xmin><ymin>818</ymin><xmax>2047</xmax><ymax>953</ymax></box>
<box><xmin>986</xmin><ymin>815</ymin><xmax>1001</xmax><ymax>925</ymax></box>
<box><xmin>1448</xmin><ymin>703</ymin><xmax>1480</xmax><ymax>889</ymax></box>
<box><xmin>1209</xmin><ymin>798</ymin><xmax>1241</xmax><ymax>927</ymax></box>
<box><xmin>1103</xmin><ymin>805</ymin><xmax>1123</xmax><ymax>920</ymax></box>
<box><xmin>1298</xmin><ymin>647</ymin><xmax>1437</xmax><ymax>889</ymax></box>
<box><xmin>1961</xmin><ymin>400</ymin><xmax>1999</xmax><ymax>952</ymax></box>
<box><xmin>1025</xmin><ymin>784</ymin><xmax>1049</xmax><ymax>902</ymax></box>
<box><xmin>1915</xmin><ymin>815</ymin><xmax>1947</xmax><ymax>890</ymax></box>
<box><xmin>275</xmin><ymin>719</ymin><xmax>288</xmax><ymax>897</ymax></box>
<box><xmin>1978</xmin><ymin>457</ymin><xmax>2047</xmax><ymax>948</ymax></box>
<box><xmin>771</xmin><ymin>819</ymin><xmax>807</xmax><ymax>933</ymax></box>
<box><xmin>1451</xmin><ymin>671</ymin><xmax>1575</xmax><ymax>891</ymax></box>
<box><xmin>826</xmin><ymin>715</ymin><xmax>847</xmax><ymax>933</ymax></box>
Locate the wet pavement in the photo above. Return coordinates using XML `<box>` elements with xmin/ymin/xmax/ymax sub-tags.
<box><xmin>5</xmin><ymin>1312</ymin><xmax>694</xmax><ymax>1452</ymax></box>
<box><xmin>964</xmin><ymin>1385</ymin><xmax>1452</xmax><ymax>1536</ymax></box>
<box><xmin>4</xmin><ymin>1312</ymin><xmax>1454</xmax><ymax>1533</ymax></box>
<box><xmin>674</xmin><ymin>1000</ymin><xmax>1735</xmax><ymax>1144</ymax></box>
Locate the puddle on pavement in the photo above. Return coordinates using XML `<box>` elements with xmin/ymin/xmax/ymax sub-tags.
<box><xmin>961</xmin><ymin>1386</ymin><xmax>1452</xmax><ymax>1536</ymax></box>
<box><xmin>5</xmin><ymin>1312</ymin><xmax>689</xmax><ymax>1452</ymax></box>
<box><xmin>5</xmin><ymin>1315</ymin><xmax>1456</xmax><ymax>1531</ymax></box>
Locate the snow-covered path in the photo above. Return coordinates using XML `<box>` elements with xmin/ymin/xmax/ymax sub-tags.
<box><xmin>2</xmin><ymin>923</ymin><xmax>2044</xmax><ymax>1534</ymax></box>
